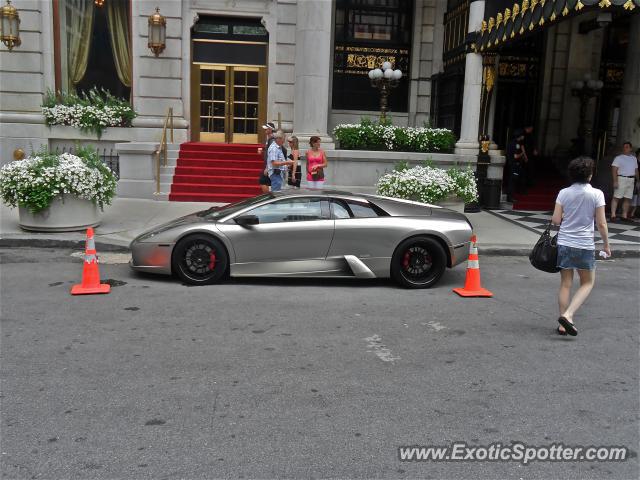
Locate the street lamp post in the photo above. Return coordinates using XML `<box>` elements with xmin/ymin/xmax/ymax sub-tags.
<box><xmin>570</xmin><ymin>73</ymin><xmax>604</xmax><ymax>155</ymax></box>
<box><xmin>368</xmin><ymin>62</ymin><xmax>403</xmax><ymax>122</ymax></box>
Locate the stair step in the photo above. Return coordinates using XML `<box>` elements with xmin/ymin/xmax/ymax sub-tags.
<box><xmin>175</xmin><ymin>166</ymin><xmax>262</xmax><ymax>176</ymax></box>
<box><xmin>177</xmin><ymin>159</ymin><xmax>264</xmax><ymax>169</ymax></box>
<box><xmin>169</xmin><ymin>192</ymin><xmax>256</xmax><ymax>203</ymax></box>
<box><xmin>175</xmin><ymin>150</ymin><xmax>262</xmax><ymax>161</ymax></box>
<box><xmin>171</xmin><ymin>183</ymin><xmax>263</xmax><ymax>194</ymax></box>
<box><xmin>172</xmin><ymin>174</ymin><xmax>258</xmax><ymax>185</ymax></box>
<box><xmin>177</xmin><ymin>155</ymin><xmax>263</xmax><ymax>164</ymax></box>
<box><xmin>180</xmin><ymin>143</ymin><xmax>263</xmax><ymax>155</ymax></box>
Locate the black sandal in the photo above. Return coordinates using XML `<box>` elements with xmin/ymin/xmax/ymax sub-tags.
<box><xmin>558</xmin><ymin>316</ymin><xmax>578</xmax><ymax>336</ymax></box>
<box><xmin>557</xmin><ymin>326</ymin><xmax>568</xmax><ymax>336</ymax></box>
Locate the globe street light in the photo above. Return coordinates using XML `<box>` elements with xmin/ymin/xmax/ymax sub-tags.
<box><xmin>571</xmin><ymin>73</ymin><xmax>604</xmax><ymax>155</ymax></box>
<box><xmin>368</xmin><ymin>63</ymin><xmax>402</xmax><ymax>122</ymax></box>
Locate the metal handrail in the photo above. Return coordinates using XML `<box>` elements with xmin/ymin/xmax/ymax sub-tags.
<box><xmin>155</xmin><ymin>107</ymin><xmax>174</xmax><ymax>194</ymax></box>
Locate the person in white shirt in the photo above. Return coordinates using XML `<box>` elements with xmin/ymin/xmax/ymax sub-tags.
<box><xmin>610</xmin><ymin>141</ymin><xmax>639</xmax><ymax>222</ymax></box>
<box><xmin>551</xmin><ymin>156</ymin><xmax>610</xmax><ymax>337</ymax></box>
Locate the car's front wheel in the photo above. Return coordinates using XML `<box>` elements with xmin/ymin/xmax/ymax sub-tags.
<box><xmin>172</xmin><ymin>234</ymin><xmax>228</xmax><ymax>285</ymax></box>
<box><xmin>391</xmin><ymin>236</ymin><xmax>447</xmax><ymax>289</ymax></box>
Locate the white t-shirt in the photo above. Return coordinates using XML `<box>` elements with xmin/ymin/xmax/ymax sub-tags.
<box><xmin>556</xmin><ymin>183</ymin><xmax>605</xmax><ymax>250</ymax></box>
<box><xmin>612</xmin><ymin>154</ymin><xmax>638</xmax><ymax>176</ymax></box>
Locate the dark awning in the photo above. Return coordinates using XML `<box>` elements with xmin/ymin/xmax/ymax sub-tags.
<box><xmin>475</xmin><ymin>0</ymin><xmax>639</xmax><ymax>52</ymax></box>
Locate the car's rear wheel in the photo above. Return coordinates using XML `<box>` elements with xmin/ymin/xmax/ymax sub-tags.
<box><xmin>172</xmin><ymin>234</ymin><xmax>228</xmax><ymax>285</ymax></box>
<box><xmin>391</xmin><ymin>236</ymin><xmax>447</xmax><ymax>289</ymax></box>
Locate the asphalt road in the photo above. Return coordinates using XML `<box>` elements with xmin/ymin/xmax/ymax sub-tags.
<box><xmin>1</xmin><ymin>248</ymin><xmax>638</xmax><ymax>480</ymax></box>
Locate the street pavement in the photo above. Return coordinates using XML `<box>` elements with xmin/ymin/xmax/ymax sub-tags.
<box><xmin>1</xmin><ymin>248</ymin><xmax>638</xmax><ymax>479</ymax></box>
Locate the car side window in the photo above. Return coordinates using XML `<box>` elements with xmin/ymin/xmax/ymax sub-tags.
<box><xmin>331</xmin><ymin>200</ymin><xmax>351</xmax><ymax>219</ymax></box>
<box><xmin>347</xmin><ymin>200</ymin><xmax>379</xmax><ymax>218</ymax></box>
<box><xmin>245</xmin><ymin>197</ymin><xmax>325</xmax><ymax>224</ymax></box>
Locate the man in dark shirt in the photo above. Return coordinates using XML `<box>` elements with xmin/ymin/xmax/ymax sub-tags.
<box><xmin>523</xmin><ymin>125</ymin><xmax>538</xmax><ymax>187</ymax></box>
<box><xmin>506</xmin><ymin>130</ymin><xmax>526</xmax><ymax>202</ymax></box>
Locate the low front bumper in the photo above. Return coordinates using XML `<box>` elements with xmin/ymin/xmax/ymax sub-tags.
<box><xmin>129</xmin><ymin>241</ymin><xmax>174</xmax><ymax>275</ymax></box>
<box><xmin>451</xmin><ymin>241</ymin><xmax>471</xmax><ymax>267</ymax></box>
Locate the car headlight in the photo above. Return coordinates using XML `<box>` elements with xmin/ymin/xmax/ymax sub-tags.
<box><xmin>134</xmin><ymin>225</ymin><xmax>176</xmax><ymax>242</ymax></box>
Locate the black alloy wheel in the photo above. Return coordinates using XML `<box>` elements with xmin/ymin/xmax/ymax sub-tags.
<box><xmin>391</xmin><ymin>236</ymin><xmax>447</xmax><ymax>289</ymax></box>
<box><xmin>172</xmin><ymin>234</ymin><xmax>228</xmax><ymax>285</ymax></box>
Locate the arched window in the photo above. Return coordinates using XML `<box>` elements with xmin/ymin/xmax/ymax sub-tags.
<box><xmin>53</xmin><ymin>0</ymin><xmax>131</xmax><ymax>99</ymax></box>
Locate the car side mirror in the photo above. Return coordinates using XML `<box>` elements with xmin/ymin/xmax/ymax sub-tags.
<box><xmin>235</xmin><ymin>214</ymin><xmax>259</xmax><ymax>226</ymax></box>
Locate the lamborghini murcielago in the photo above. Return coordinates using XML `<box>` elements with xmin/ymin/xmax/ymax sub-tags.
<box><xmin>129</xmin><ymin>190</ymin><xmax>473</xmax><ymax>288</ymax></box>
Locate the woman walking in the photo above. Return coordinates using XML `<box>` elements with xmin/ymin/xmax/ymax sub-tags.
<box><xmin>305</xmin><ymin>136</ymin><xmax>328</xmax><ymax>189</ymax></box>
<box><xmin>552</xmin><ymin>156</ymin><xmax>611</xmax><ymax>336</ymax></box>
<box><xmin>287</xmin><ymin>136</ymin><xmax>302</xmax><ymax>188</ymax></box>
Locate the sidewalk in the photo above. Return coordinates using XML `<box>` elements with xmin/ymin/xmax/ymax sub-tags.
<box><xmin>1</xmin><ymin>197</ymin><xmax>638</xmax><ymax>256</ymax></box>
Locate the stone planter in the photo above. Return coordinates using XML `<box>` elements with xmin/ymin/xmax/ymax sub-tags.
<box><xmin>18</xmin><ymin>194</ymin><xmax>102</xmax><ymax>232</ymax></box>
<box><xmin>436</xmin><ymin>196</ymin><xmax>466</xmax><ymax>213</ymax></box>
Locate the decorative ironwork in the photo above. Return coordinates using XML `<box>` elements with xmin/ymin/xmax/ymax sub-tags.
<box><xmin>474</xmin><ymin>0</ymin><xmax>640</xmax><ymax>53</ymax></box>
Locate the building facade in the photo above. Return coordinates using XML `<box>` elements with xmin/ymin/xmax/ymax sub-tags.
<box><xmin>0</xmin><ymin>0</ymin><xmax>638</xmax><ymax>182</ymax></box>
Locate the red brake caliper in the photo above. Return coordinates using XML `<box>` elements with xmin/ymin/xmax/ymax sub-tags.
<box><xmin>403</xmin><ymin>251</ymin><xmax>410</xmax><ymax>268</ymax></box>
<box><xmin>208</xmin><ymin>251</ymin><xmax>216</xmax><ymax>270</ymax></box>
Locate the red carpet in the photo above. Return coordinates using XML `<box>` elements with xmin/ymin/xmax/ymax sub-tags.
<box><xmin>169</xmin><ymin>142</ymin><xmax>264</xmax><ymax>203</ymax></box>
<box><xmin>512</xmin><ymin>177</ymin><xmax>568</xmax><ymax>211</ymax></box>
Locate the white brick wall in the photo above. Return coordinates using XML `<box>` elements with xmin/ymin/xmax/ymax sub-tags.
<box><xmin>132</xmin><ymin>0</ymin><xmax>183</xmax><ymax>120</ymax></box>
<box><xmin>273</xmin><ymin>0</ymin><xmax>296</xmax><ymax>129</ymax></box>
<box><xmin>413</xmin><ymin>0</ymin><xmax>443</xmax><ymax>127</ymax></box>
<box><xmin>0</xmin><ymin>0</ymin><xmax>44</xmax><ymax>114</ymax></box>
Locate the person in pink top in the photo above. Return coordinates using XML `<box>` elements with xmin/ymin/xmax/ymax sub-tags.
<box><xmin>305</xmin><ymin>136</ymin><xmax>328</xmax><ymax>189</ymax></box>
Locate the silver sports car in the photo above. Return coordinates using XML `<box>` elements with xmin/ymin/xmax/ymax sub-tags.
<box><xmin>129</xmin><ymin>190</ymin><xmax>473</xmax><ymax>288</ymax></box>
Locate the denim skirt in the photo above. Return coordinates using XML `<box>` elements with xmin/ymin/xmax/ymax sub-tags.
<box><xmin>557</xmin><ymin>245</ymin><xmax>596</xmax><ymax>270</ymax></box>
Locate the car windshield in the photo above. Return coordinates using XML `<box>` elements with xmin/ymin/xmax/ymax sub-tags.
<box><xmin>198</xmin><ymin>194</ymin><xmax>275</xmax><ymax>219</ymax></box>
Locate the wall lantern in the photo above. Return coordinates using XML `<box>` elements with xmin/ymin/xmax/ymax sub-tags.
<box><xmin>0</xmin><ymin>0</ymin><xmax>21</xmax><ymax>52</ymax></box>
<box><xmin>148</xmin><ymin>7</ymin><xmax>166</xmax><ymax>57</ymax></box>
<box><xmin>94</xmin><ymin>0</ymin><xmax>105</xmax><ymax>7</ymax></box>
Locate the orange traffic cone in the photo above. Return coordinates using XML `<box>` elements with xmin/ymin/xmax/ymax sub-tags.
<box><xmin>453</xmin><ymin>234</ymin><xmax>493</xmax><ymax>298</ymax></box>
<box><xmin>71</xmin><ymin>227</ymin><xmax>111</xmax><ymax>295</ymax></box>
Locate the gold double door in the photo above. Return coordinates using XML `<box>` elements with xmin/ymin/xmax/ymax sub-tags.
<box><xmin>192</xmin><ymin>64</ymin><xmax>267</xmax><ymax>143</ymax></box>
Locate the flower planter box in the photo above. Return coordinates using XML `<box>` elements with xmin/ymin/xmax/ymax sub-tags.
<box><xmin>18</xmin><ymin>194</ymin><xmax>102</xmax><ymax>232</ymax></box>
<box><xmin>1</xmin><ymin>150</ymin><xmax>116</xmax><ymax>231</ymax></box>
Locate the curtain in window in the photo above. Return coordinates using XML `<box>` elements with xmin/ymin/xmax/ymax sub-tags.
<box><xmin>106</xmin><ymin>0</ymin><xmax>132</xmax><ymax>88</ymax></box>
<box><xmin>65</xmin><ymin>0</ymin><xmax>95</xmax><ymax>88</ymax></box>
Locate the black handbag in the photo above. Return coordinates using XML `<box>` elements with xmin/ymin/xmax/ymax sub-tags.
<box><xmin>529</xmin><ymin>222</ymin><xmax>560</xmax><ymax>273</ymax></box>
<box><xmin>311</xmin><ymin>167</ymin><xmax>324</xmax><ymax>181</ymax></box>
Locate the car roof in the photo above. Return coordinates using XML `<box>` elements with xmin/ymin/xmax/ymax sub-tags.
<box><xmin>272</xmin><ymin>188</ymin><xmax>359</xmax><ymax>198</ymax></box>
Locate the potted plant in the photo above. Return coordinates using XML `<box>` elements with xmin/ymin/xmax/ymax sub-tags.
<box><xmin>333</xmin><ymin>118</ymin><xmax>456</xmax><ymax>153</ymax></box>
<box><xmin>0</xmin><ymin>147</ymin><xmax>117</xmax><ymax>232</ymax></box>
<box><xmin>42</xmin><ymin>87</ymin><xmax>137</xmax><ymax>139</ymax></box>
<box><xmin>375</xmin><ymin>164</ymin><xmax>478</xmax><ymax>212</ymax></box>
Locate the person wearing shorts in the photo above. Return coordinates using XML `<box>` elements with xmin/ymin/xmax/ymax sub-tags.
<box><xmin>551</xmin><ymin>156</ymin><xmax>611</xmax><ymax>337</ymax></box>
<box><xmin>305</xmin><ymin>136</ymin><xmax>328</xmax><ymax>189</ymax></box>
<box><xmin>610</xmin><ymin>141</ymin><xmax>639</xmax><ymax>222</ymax></box>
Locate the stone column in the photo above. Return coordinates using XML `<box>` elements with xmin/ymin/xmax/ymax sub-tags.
<box><xmin>293</xmin><ymin>0</ymin><xmax>335</xmax><ymax>149</ymax></box>
<box><xmin>454</xmin><ymin>0</ymin><xmax>485</xmax><ymax>155</ymax></box>
<box><xmin>617</xmin><ymin>13</ymin><xmax>640</xmax><ymax>147</ymax></box>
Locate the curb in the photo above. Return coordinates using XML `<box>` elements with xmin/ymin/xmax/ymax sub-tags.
<box><xmin>1</xmin><ymin>238</ymin><xmax>638</xmax><ymax>257</ymax></box>
<box><xmin>0</xmin><ymin>237</ymin><xmax>130</xmax><ymax>252</ymax></box>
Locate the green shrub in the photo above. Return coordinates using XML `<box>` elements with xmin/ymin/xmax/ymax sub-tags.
<box><xmin>42</xmin><ymin>87</ymin><xmax>136</xmax><ymax>138</ymax></box>
<box><xmin>376</xmin><ymin>165</ymin><xmax>478</xmax><ymax>204</ymax></box>
<box><xmin>333</xmin><ymin>119</ymin><xmax>455</xmax><ymax>153</ymax></box>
